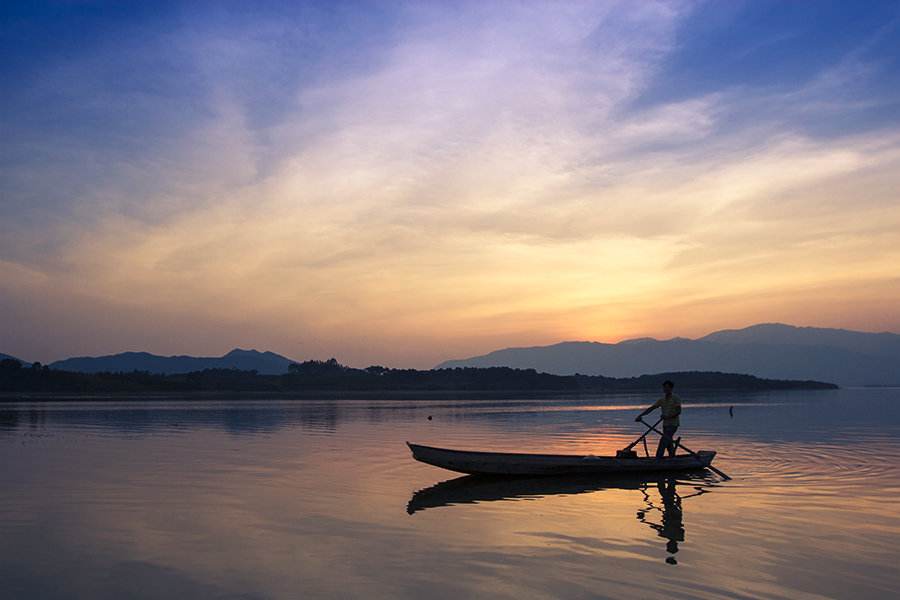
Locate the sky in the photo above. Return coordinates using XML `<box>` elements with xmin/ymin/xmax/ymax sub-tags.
<box><xmin>2</xmin><ymin>0</ymin><xmax>900</xmax><ymax>367</ymax></box>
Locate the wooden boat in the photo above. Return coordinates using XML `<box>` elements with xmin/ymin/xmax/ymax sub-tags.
<box><xmin>407</xmin><ymin>442</ymin><xmax>716</xmax><ymax>476</ymax></box>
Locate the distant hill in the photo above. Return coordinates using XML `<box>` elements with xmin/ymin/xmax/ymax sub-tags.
<box><xmin>437</xmin><ymin>323</ymin><xmax>900</xmax><ymax>386</ymax></box>
<box><xmin>0</xmin><ymin>353</ymin><xmax>26</xmax><ymax>365</ymax></box>
<box><xmin>49</xmin><ymin>348</ymin><xmax>297</xmax><ymax>375</ymax></box>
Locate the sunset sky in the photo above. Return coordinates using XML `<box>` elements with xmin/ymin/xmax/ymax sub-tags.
<box><xmin>2</xmin><ymin>1</ymin><xmax>900</xmax><ymax>367</ymax></box>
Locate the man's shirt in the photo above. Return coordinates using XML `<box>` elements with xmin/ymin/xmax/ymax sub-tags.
<box><xmin>652</xmin><ymin>394</ymin><xmax>682</xmax><ymax>427</ymax></box>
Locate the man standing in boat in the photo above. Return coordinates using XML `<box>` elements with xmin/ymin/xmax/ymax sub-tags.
<box><xmin>635</xmin><ymin>380</ymin><xmax>682</xmax><ymax>458</ymax></box>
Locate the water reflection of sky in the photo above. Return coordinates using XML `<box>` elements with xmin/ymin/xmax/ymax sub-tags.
<box><xmin>1</xmin><ymin>388</ymin><xmax>899</xmax><ymax>599</ymax></box>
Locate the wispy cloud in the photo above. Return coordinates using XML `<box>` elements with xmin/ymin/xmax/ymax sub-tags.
<box><xmin>1</xmin><ymin>1</ymin><xmax>899</xmax><ymax>365</ymax></box>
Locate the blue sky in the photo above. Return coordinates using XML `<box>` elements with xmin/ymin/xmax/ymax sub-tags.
<box><xmin>2</xmin><ymin>1</ymin><xmax>899</xmax><ymax>365</ymax></box>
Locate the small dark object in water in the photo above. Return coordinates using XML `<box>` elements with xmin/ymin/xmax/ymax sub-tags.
<box><xmin>729</xmin><ymin>406</ymin><xmax>734</xmax><ymax>418</ymax></box>
<box><xmin>427</xmin><ymin>415</ymin><xmax>432</xmax><ymax>421</ymax></box>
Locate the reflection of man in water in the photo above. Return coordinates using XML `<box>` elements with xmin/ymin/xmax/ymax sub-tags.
<box><xmin>635</xmin><ymin>380</ymin><xmax>682</xmax><ymax>458</ymax></box>
<box><xmin>638</xmin><ymin>478</ymin><xmax>685</xmax><ymax>564</ymax></box>
<box><xmin>656</xmin><ymin>479</ymin><xmax>684</xmax><ymax>564</ymax></box>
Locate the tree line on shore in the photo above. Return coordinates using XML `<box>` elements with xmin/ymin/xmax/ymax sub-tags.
<box><xmin>0</xmin><ymin>357</ymin><xmax>837</xmax><ymax>394</ymax></box>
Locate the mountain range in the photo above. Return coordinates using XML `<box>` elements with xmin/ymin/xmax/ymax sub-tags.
<box><xmin>437</xmin><ymin>323</ymin><xmax>900</xmax><ymax>386</ymax></box>
<box><xmin>4</xmin><ymin>323</ymin><xmax>899</xmax><ymax>384</ymax></box>
<box><xmin>47</xmin><ymin>348</ymin><xmax>297</xmax><ymax>375</ymax></box>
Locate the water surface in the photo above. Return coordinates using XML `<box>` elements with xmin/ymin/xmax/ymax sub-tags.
<box><xmin>2</xmin><ymin>388</ymin><xmax>899</xmax><ymax>599</ymax></box>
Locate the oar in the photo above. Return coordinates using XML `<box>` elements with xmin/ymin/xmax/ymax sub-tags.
<box><xmin>639</xmin><ymin>418</ymin><xmax>731</xmax><ymax>481</ymax></box>
<box><xmin>620</xmin><ymin>417</ymin><xmax>663</xmax><ymax>453</ymax></box>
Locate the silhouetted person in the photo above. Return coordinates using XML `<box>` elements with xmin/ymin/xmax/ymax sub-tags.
<box><xmin>635</xmin><ymin>380</ymin><xmax>682</xmax><ymax>458</ymax></box>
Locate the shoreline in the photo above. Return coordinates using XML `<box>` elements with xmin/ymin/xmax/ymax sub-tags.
<box><xmin>0</xmin><ymin>386</ymin><xmax>840</xmax><ymax>402</ymax></box>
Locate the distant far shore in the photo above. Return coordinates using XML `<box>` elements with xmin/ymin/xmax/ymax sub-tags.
<box><xmin>0</xmin><ymin>358</ymin><xmax>837</xmax><ymax>399</ymax></box>
<box><xmin>0</xmin><ymin>386</ymin><xmax>841</xmax><ymax>403</ymax></box>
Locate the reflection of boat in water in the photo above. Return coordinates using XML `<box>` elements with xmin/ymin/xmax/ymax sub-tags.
<box><xmin>407</xmin><ymin>471</ymin><xmax>715</xmax><ymax>515</ymax></box>
<box><xmin>408</xmin><ymin>442</ymin><xmax>716</xmax><ymax>476</ymax></box>
<box><xmin>408</xmin><ymin>472</ymin><xmax>714</xmax><ymax>564</ymax></box>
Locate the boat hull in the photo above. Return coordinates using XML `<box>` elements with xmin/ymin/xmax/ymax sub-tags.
<box><xmin>407</xmin><ymin>442</ymin><xmax>716</xmax><ymax>476</ymax></box>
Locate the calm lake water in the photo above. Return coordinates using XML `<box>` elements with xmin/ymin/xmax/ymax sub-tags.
<box><xmin>2</xmin><ymin>388</ymin><xmax>899</xmax><ymax>599</ymax></box>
